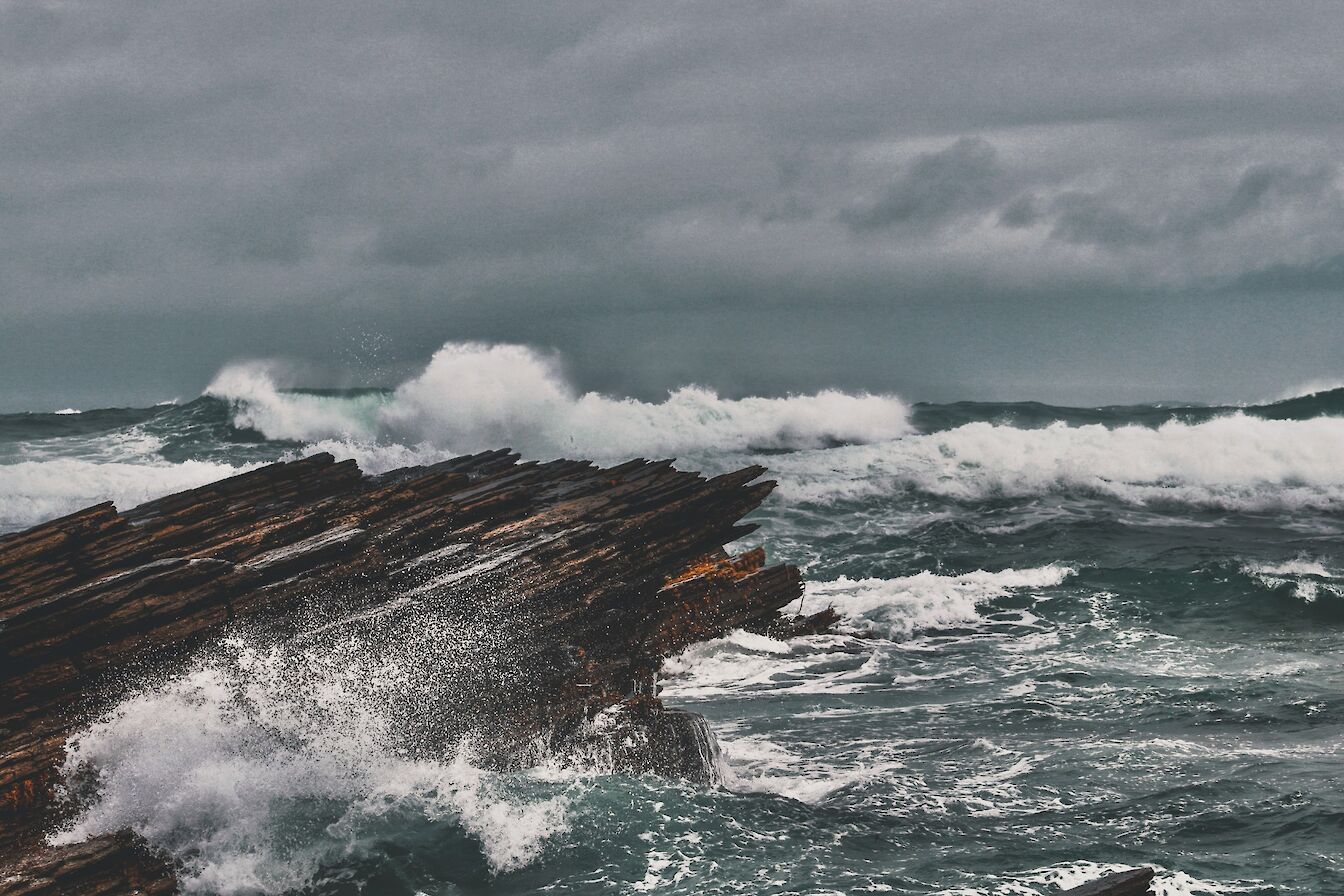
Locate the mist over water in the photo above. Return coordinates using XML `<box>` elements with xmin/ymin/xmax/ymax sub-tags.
<box><xmin>5</xmin><ymin>342</ymin><xmax>1344</xmax><ymax>894</ymax></box>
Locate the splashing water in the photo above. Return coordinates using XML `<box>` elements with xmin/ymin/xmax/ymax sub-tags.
<box><xmin>52</xmin><ymin>632</ymin><xmax>576</xmax><ymax>894</ymax></box>
<box><xmin>206</xmin><ymin>342</ymin><xmax>913</xmax><ymax>459</ymax></box>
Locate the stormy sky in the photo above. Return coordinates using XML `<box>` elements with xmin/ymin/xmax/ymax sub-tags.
<box><xmin>3</xmin><ymin>1</ymin><xmax>1343</xmax><ymax>410</ymax></box>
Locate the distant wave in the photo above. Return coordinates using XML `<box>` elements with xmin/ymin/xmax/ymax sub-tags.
<box><xmin>206</xmin><ymin>342</ymin><xmax>914</xmax><ymax>459</ymax></box>
<box><xmin>767</xmin><ymin>414</ymin><xmax>1344</xmax><ymax>511</ymax></box>
<box><xmin>1269</xmin><ymin>379</ymin><xmax>1344</xmax><ymax>403</ymax></box>
<box><xmin>913</xmin><ymin>384</ymin><xmax>1344</xmax><ymax>432</ymax></box>
<box><xmin>4</xmin><ymin>344</ymin><xmax>1344</xmax><ymax>532</ymax></box>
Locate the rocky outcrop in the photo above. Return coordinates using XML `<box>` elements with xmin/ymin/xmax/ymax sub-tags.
<box><xmin>0</xmin><ymin>450</ymin><xmax>825</xmax><ymax>893</ymax></box>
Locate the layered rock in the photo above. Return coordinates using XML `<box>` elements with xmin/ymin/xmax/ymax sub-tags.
<box><xmin>0</xmin><ymin>451</ymin><xmax>824</xmax><ymax>893</ymax></box>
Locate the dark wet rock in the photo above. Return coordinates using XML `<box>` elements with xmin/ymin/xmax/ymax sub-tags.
<box><xmin>0</xmin><ymin>451</ymin><xmax>815</xmax><ymax>893</ymax></box>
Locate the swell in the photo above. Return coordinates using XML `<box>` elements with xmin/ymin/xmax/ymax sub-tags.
<box><xmin>912</xmin><ymin>383</ymin><xmax>1344</xmax><ymax>432</ymax></box>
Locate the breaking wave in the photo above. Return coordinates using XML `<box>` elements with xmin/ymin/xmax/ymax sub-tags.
<box><xmin>206</xmin><ymin>342</ymin><xmax>913</xmax><ymax>458</ymax></box>
<box><xmin>768</xmin><ymin>414</ymin><xmax>1344</xmax><ymax>511</ymax></box>
<box><xmin>1243</xmin><ymin>559</ymin><xmax>1344</xmax><ymax>602</ymax></box>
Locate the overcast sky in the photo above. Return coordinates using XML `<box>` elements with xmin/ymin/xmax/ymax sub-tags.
<box><xmin>3</xmin><ymin>1</ymin><xmax>1343</xmax><ymax>410</ymax></box>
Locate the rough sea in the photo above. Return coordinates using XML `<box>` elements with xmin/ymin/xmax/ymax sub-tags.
<box><xmin>4</xmin><ymin>343</ymin><xmax>1342</xmax><ymax>895</ymax></box>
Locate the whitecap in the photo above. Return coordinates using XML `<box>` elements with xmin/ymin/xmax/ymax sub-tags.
<box><xmin>206</xmin><ymin>342</ymin><xmax>912</xmax><ymax>460</ymax></box>
<box><xmin>767</xmin><ymin>414</ymin><xmax>1344</xmax><ymax>512</ymax></box>
<box><xmin>808</xmin><ymin>565</ymin><xmax>1076</xmax><ymax>639</ymax></box>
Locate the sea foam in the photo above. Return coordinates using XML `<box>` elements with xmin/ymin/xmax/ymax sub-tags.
<box><xmin>809</xmin><ymin>565</ymin><xmax>1075</xmax><ymax>639</ymax></box>
<box><xmin>768</xmin><ymin>414</ymin><xmax>1344</xmax><ymax>511</ymax></box>
<box><xmin>1243</xmin><ymin>559</ymin><xmax>1344</xmax><ymax>602</ymax></box>
<box><xmin>660</xmin><ymin>565</ymin><xmax>1072</xmax><ymax>699</ymax></box>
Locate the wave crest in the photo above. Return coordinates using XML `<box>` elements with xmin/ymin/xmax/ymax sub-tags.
<box><xmin>207</xmin><ymin>342</ymin><xmax>913</xmax><ymax>459</ymax></box>
<box><xmin>769</xmin><ymin>414</ymin><xmax>1344</xmax><ymax>511</ymax></box>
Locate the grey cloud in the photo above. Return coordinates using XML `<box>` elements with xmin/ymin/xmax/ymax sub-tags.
<box><xmin>997</xmin><ymin>194</ymin><xmax>1042</xmax><ymax>229</ymax></box>
<box><xmin>1048</xmin><ymin>162</ymin><xmax>1342</xmax><ymax>248</ymax></box>
<box><xmin>1193</xmin><ymin>164</ymin><xmax>1336</xmax><ymax>231</ymax></box>
<box><xmin>3</xmin><ymin>1</ymin><xmax>1344</xmax><ymax>409</ymax></box>
<box><xmin>1049</xmin><ymin>192</ymin><xmax>1158</xmax><ymax>247</ymax></box>
<box><xmin>840</xmin><ymin>138</ymin><xmax>1005</xmax><ymax>232</ymax></box>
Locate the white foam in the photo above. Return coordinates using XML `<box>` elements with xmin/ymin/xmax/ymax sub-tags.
<box><xmin>288</xmin><ymin>438</ymin><xmax>455</xmax><ymax>475</ymax></box>
<box><xmin>716</xmin><ymin>734</ymin><xmax>901</xmax><ymax>804</ymax></box>
<box><xmin>206</xmin><ymin>342</ymin><xmax>912</xmax><ymax>459</ymax></box>
<box><xmin>1243</xmin><ymin>559</ymin><xmax>1344</xmax><ymax>602</ymax></box>
<box><xmin>206</xmin><ymin>362</ymin><xmax>388</xmax><ymax>442</ymax></box>
<box><xmin>808</xmin><ymin>565</ymin><xmax>1075</xmax><ymax>639</ymax></box>
<box><xmin>767</xmin><ymin>414</ymin><xmax>1344</xmax><ymax>511</ymax></box>
<box><xmin>52</xmin><ymin>407</ymin><xmax>82</xmax><ymax>415</ymax></box>
<box><xmin>661</xmin><ymin>566</ymin><xmax>1069</xmax><ymax>701</ymax></box>
<box><xmin>0</xmin><ymin>458</ymin><xmax>252</xmax><ymax>532</ymax></box>
<box><xmin>51</xmin><ymin>635</ymin><xmax>572</xmax><ymax>894</ymax></box>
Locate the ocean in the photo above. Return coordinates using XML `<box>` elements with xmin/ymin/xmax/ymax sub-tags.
<box><xmin>4</xmin><ymin>344</ymin><xmax>1342</xmax><ymax>895</ymax></box>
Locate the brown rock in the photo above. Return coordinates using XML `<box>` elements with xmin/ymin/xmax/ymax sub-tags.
<box><xmin>0</xmin><ymin>451</ymin><xmax>818</xmax><ymax>893</ymax></box>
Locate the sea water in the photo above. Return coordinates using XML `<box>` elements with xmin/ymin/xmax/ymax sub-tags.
<box><xmin>4</xmin><ymin>342</ymin><xmax>1341</xmax><ymax>894</ymax></box>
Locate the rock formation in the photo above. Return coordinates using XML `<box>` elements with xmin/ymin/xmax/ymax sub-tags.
<box><xmin>0</xmin><ymin>451</ymin><xmax>821</xmax><ymax>893</ymax></box>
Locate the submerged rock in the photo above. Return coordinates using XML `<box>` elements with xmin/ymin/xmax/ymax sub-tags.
<box><xmin>1062</xmin><ymin>867</ymin><xmax>1156</xmax><ymax>895</ymax></box>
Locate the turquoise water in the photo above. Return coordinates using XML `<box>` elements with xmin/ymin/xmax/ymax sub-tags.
<box><xmin>5</xmin><ymin>369</ymin><xmax>1343</xmax><ymax>894</ymax></box>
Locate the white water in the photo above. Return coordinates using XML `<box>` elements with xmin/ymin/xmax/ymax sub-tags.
<box><xmin>206</xmin><ymin>342</ymin><xmax>913</xmax><ymax>459</ymax></box>
<box><xmin>1244</xmin><ymin>558</ymin><xmax>1344</xmax><ymax>602</ymax></box>
<box><xmin>0</xmin><ymin>458</ymin><xmax>252</xmax><ymax>531</ymax></box>
<box><xmin>661</xmin><ymin>565</ymin><xmax>1072</xmax><ymax>700</ymax></box>
<box><xmin>766</xmin><ymin>414</ymin><xmax>1344</xmax><ymax>511</ymax></box>
<box><xmin>809</xmin><ymin>565</ymin><xmax>1075</xmax><ymax>638</ymax></box>
<box><xmin>51</xmin><ymin>635</ymin><xmax>574</xmax><ymax>894</ymax></box>
<box><xmin>208</xmin><ymin>343</ymin><xmax>1344</xmax><ymax>512</ymax></box>
<box><xmin>6</xmin><ymin>342</ymin><xmax>1344</xmax><ymax>534</ymax></box>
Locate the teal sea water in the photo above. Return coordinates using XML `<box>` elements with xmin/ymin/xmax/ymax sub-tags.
<box><xmin>4</xmin><ymin>347</ymin><xmax>1343</xmax><ymax>895</ymax></box>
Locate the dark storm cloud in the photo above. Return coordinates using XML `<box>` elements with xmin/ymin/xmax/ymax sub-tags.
<box><xmin>2</xmin><ymin>1</ymin><xmax>1344</xmax><ymax>409</ymax></box>
<box><xmin>840</xmin><ymin>138</ymin><xmax>1006</xmax><ymax>232</ymax></box>
<box><xmin>1234</xmin><ymin>253</ymin><xmax>1344</xmax><ymax>293</ymax></box>
<box><xmin>1047</xmin><ymin>163</ymin><xmax>1341</xmax><ymax>248</ymax></box>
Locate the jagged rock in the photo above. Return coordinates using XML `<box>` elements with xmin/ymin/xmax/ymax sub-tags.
<box><xmin>0</xmin><ymin>832</ymin><xmax>175</xmax><ymax>896</ymax></box>
<box><xmin>0</xmin><ymin>451</ymin><xmax>811</xmax><ymax>893</ymax></box>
